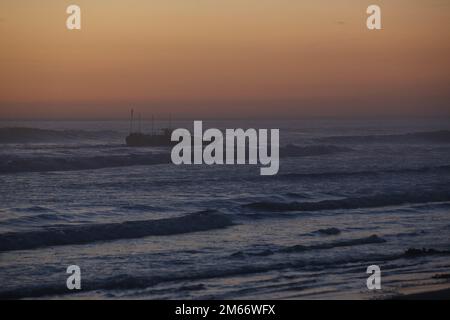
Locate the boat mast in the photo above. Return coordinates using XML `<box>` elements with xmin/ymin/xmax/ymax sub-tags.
<box><xmin>129</xmin><ymin>108</ymin><xmax>134</xmax><ymax>134</ymax></box>
<box><xmin>138</xmin><ymin>113</ymin><xmax>142</xmax><ymax>133</ymax></box>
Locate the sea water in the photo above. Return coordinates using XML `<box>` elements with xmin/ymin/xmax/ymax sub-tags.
<box><xmin>0</xmin><ymin>118</ymin><xmax>449</xmax><ymax>299</ymax></box>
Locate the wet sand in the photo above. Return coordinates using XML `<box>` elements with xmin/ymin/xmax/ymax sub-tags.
<box><xmin>392</xmin><ymin>284</ymin><xmax>450</xmax><ymax>300</ymax></box>
<box><xmin>394</xmin><ymin>287</ymin><xmax>450</xmax><ymax>300</ymax></box>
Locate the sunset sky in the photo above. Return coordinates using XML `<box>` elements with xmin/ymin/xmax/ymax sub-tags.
<box><xmin>0</xmin><ymin>0</ymin><xmax>449</xmax><ymax>119</ymax></box>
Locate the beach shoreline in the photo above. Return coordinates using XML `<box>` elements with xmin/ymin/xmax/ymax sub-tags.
<box><xmin>391</xmin><ymin>285</ymin><xmax>450</xmax><ymax>300</ymax></box>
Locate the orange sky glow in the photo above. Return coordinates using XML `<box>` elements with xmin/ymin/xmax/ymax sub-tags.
<box><xmin>0</xmin><ymin>0</ymin><xmax>449</xmax><ymax>119</ymax></box>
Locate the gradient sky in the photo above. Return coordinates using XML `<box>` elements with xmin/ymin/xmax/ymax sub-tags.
<box><xmin>0</xmin><ymin>0</ymin><xmax>449</xmax><ymax>119</ymax></box>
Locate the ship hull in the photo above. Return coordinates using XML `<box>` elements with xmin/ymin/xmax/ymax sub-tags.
<box><xmin>126</xmin><ymin>133</ymin><xmax>175</xmax><ymax>147</ymax></box>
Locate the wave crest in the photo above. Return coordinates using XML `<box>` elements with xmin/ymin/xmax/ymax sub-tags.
<box><xmin>0</xmin><ymin>210</ymin><xmax>233</xmax><ymax>252</ymax></box>
<box><xmin>231</xmin><ymin>235</ymin><xmax>386</xmax><ymax>258</ymax></box>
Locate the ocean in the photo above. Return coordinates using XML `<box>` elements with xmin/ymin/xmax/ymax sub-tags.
<box><xmin>0</xmin><ymin>119</ymin><xmax>450</xmax><ymax>299</ymax></box>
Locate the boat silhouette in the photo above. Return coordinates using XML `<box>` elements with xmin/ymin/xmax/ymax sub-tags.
<box><xmin>125</xmin><ymin>110</ymin><xmax>174</xmax><ymax>147</ymax></box>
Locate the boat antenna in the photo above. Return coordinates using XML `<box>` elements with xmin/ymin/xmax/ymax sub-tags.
<box><xmin>129</xmin><ymin>108</ymin><xmax>134</xmax><ymax>134</ymax></box>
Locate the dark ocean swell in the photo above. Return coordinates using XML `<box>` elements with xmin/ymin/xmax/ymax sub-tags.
<box><xmin>0</xmin><ymin>210</ymin><xmax>233</xmax><ymax>252</ymax></box>
<box><xmin>0</xmin><ymin>144</ymin><xmax>352</xmax><ymax>174</ymax></box>
<box><xmin>0</xmin><ymin>127</ymin><xmax>120</xmax><ymax>143</ymax></box>
<box><xmin>320</xmin><ymin>130</ymin><xmax>450</xmax><ymax>144</ymax></box>
<box><xmin>274</xmin><ymin>165</ymin><xmax>450</xmax><ymax>181</ymax></box>
<box><xmin>242</xmin><ymin>190</ymin><xmax>450</xmax><ymax>212</ymax></box>
<box><xmin>279</xmin><ymin>144</ymin><xmax>352</xmax><ymax>157</ymax></box>
<box><xmin>0</xmin><ymin>153</ymin><xmax>171</xmax><ymax>174</ymax></box>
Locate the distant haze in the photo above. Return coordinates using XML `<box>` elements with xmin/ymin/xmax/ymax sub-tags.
<box><xmin>0</xmin><ymin>0</ymin><xmax>449</xmax><ymax>119</ymax></box>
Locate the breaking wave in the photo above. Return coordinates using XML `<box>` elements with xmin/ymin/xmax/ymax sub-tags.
<box><xmin>403</xmin><ymin>248</ymin><xmax>450</xmax><ymax>258</ymax></box>
<box><xmin>14</xmin><ymin>206</ymin><xmax>53</xmax><ymax>213</ymax></box>
<box><xmin>242</xmin><ymin>190</ymin><xmax>450</xmax><ymax>212</ymax></box>
<box><xmin>279</xmin><ymin>144</ymin><xmax>352</xmax><ymax>157</ymax></box>
<box><xmin>320</xmin><ymin>130</ymin><xmax>450</xmax><ymax>144</ymax></box>
<box><xmin>231</xmin><ymin>235</ymin><xmax>386</xmax><ymax>258</ymax></box>
<box><xmin>275</xmin><ymin>165</ymin><xmax>450</xmax><ymax>181</ymax></box>
<box><xmin>0</xmin><ymin>210</ymin><xmax>234</xmax><ymax>252</ymax></box>
<box><xmin>1</xmin><ymin>213</ymin><xmax>68</xmax><ymax>225</ymax></box>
